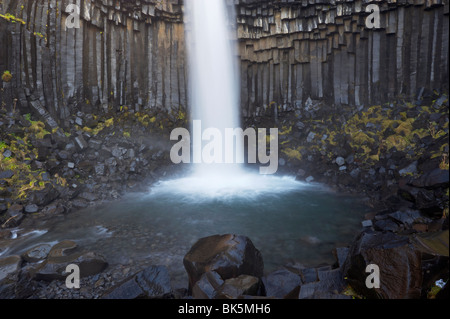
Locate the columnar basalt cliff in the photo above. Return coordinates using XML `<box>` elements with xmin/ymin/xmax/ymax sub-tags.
<box><xmin>236</xmin><ymin>0</ymin><xmax>449</xmax><ymax>116</ymax></box>
<box><xmin>1</xmin><ymin>0</ymin><xmax>448</xmax><ymax>126</ymax></box>
<box><xmin>1</xmin><ymin>0</ymin><xmax>186</xmax><ymax>128</ymax></box>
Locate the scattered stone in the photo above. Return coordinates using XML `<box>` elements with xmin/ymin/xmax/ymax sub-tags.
<box><xmin>361</xmin><ymin>220</ymin><xmax>373</xmax><ymax>227</ymax></box>
<box><xmin>2</xmin><ymin>150</ymin><xmax>12</xmax><ymax>158</ymax></box>
<box><xmin>0</xmin><ymin>170</ymin><xmax>14</xmax><ymax>179</ymax></box>
<box><xmin>95</xmin><ymin>163</ymin><xmax>105</xmax><ymax>176</ymax></box>
<box><xmin>22</xmin><ymin>244</ymin><xmax>52</xmax><ymax>263</ymax></box>
<box><xmin>298</xmin><ymin>268</ymin><xmax>347</xmax><ymax>299</ymax></box>
<box><xmin>24</xmin><ymin>204</ymin><xmax>39</xmax><ymax>214</ymax></box>
<box><xmin>74</xmin><ymin>135</ymin><xmax>88</xmax><ymax>151</ymax></box>
<box><xmin>305</xmin><ymin>176</ymin><xmax>314</xmax><ymax>183</ymax></box>
<box><xmin>262</xmin><ymin>268</ymin><xmax>302</xmax><ymax>299</ymax></box>
<box><xmin>75</xmin><ymin>117</ymin><xmax>83</xmax><ymax>126</ymax></box>
<box><xmin>398</xmin><ymin>161</ymin><xmax>418</xmax><ymax>176</ymax></box>
<box><xmin>335</xmin><ymin>157</ymin><xmax>345</xmax><ymax>166</ymax></box>
<box><xmin>68</xmin><ymin>162</ymin><xmax>75</xmax><ymax>169</ymax></box>
<box><xmin>0</xmin><ymin>255</ymin><xmax>21</xmax><ymax>281</ymax></box>
<box><xmin>306</xmin><ymin>132</ymin><xmax>316</xmax><ymax>143</ymax></box>
<box><xmin>350</xmin><ymin>168</ymin><xmax>360</xmax><ymax>179</ymax></box>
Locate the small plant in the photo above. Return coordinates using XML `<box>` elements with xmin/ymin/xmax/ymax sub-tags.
<box><xmin>1</xmin><ymin>70</ymin><xmax>12</xmax><ymax>82</ymax></box>
<box><xmin>440</xmin><ymin>153</ymin><xmax>449</xmax><ymax>170</ymax></box>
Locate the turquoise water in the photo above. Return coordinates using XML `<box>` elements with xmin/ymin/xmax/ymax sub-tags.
<box><xmin>1</xmin><ymin>175</ymin><xmax>369</xmax><ymax>287</ymax></box>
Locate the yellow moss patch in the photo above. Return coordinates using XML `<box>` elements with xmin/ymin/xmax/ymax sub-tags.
<box><xmin>282</xmin><ymin>148</ymin><xmax>302</xmax><ymax>161</ymax></box>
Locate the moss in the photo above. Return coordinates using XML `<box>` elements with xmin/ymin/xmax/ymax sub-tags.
<box><xmin>0</xmin><ymin>13</ymin><xmax>26</xmax><ymax>25</ymax></box>
<box><xmin>1</xmin><ymin>70</ymin><xmax>12</xmax><ymax>82</ymax></box>
<box><xmin>282</xmin><ymin>147</ymin><xmax>302</xmax><ymax>161</ymax></box>
<box><xmin>279</xmin><ymin>125</ymin><xmax>292</xmax><ymax>136</ymax></box>
<box><xmin>123</xmin><ymin>131</ymin><xmax>131</xmax><ymax>138</ymax></box>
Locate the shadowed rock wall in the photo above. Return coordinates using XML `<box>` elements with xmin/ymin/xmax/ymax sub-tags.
<box><xmin>236</xmin><ymin>0</ymin><xmax>449</xmax><ymax>116</ymax></box>
<box><xmin>0</xmin><ymin>0</ymin><xmax>186</xmax><ymax>128</ymax></box>
<box><xmin>1</xmin><ymin>0</ymin><xmax>448</xmax><ymax>126</ymax></box>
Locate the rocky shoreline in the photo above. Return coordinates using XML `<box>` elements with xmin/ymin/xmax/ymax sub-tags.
<box><xmin>0</xmin><ymin>93</ymin><xmax>449</xmax><ymax>299</ymax></box>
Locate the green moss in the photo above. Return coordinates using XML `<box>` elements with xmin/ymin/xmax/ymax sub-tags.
<box><xmin>1</xmin><ymin>70</ymin><xmax>12</xmax><ymax>82</ymax></box>
<box><xmin>282</xmin><ymin>147</ymin><xmax>303</xmax><ymax>161</ymax></box>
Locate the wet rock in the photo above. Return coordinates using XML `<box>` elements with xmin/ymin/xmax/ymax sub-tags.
<box><xmin>332</xmin><ymin>247</ymin><xmax>349</xmax><ymax>268</ymax></box>
<box><xmin>78</xmin><ymin>192</ymin><xmax>98</xmax><ymax>202</ymax></box>
<box><xmin>305</xmin><ymin>176</ymin><xmax>315</xmax><ymax>183</ymax></box>
<box><xmin>298</xmin><ymin>268</ymin><xmax>348</xmax><ymax>299</ymax></box>
<box><xmin>350</xmin><ymin>168</ymin><xmax>360</xmax><ymax>179</ymax></box>
<box><xmin>102</xmin><ymin>266</ymin><xmax>172</xmax><ymax>299</ymax></box>
<box><xmin>192</xmin><ymin>271</ymin><xmax>224</xmax><ymax>299</ymax></box>
<box><xmin>215</xmin><ymin>275</ymin><xmax>261</xmax><ymax>299</ymax></box>
<box><xmin>74</xmin><ymin>135</ymin><xmax>88</xmax><ymax>151</ymax></box>
<box><xmin>335</xmin><ymin>157</ymin><xmax>345</xmax><ymax>166</ymax></box>
<box><xmin>306</xmin><ymin>132</ymin><xmax>316</xmax><ymax>143</ymax></box>
<box><xmin>0</xmin><ymin>255</ymin><xmax>21</xmax><ymax>281</ymax></box>
<box><xmin>22</xmin><ymin>244</ymin><xmax>52</xmax><ymax>263</ymax></box>
<box><xmin>343</xmin><ymin>231</ymin><xmax>422</xmax><ymax>299</ymax></box>
<box><xmin>398</xmin><ymin>161</ymin><xmax>418</xmax><ymax>176</ymax></box>
<box><xmin>7</xmin><ymin>204</ymin><xmax>23</xmax><ymax>216</ymax></box>
<box><xmin>262</xmin><ymin>268</ymin><xmax>302</xmax><ymax>298</ymax></box>
<box><xmin>374</xmin><ymin>219</ymin><xmax>400</xmax><ymax>232</ymax></box>
<box><xmin>24</xmin><ymin>204</ymin><xmax>39</xmax><ymax>214</ymax></box>
<box><xmin>2</xmin><ymin>150</ymin><xmax>12</xmax><ymax>158</ymax></box>
<box><xmin>34</xmin><ymin>248</ymin><xmax>108</xmax><ymax>281</ymax></box>
<box><xmin>388</xmin><ymin>209</ymin><xmax>430</xmax><ymax>228</ymax></box>
<box><xmin>411</xmin><ymin>168</ymin><xmax>449</xmax><ymax>189</ymax></box>
<box><xmin>95</xmin><ymin>163</ymin><xmax>105</xmax><ymax>176</ymax></box>
<box><xmin>183</xmin><ymin>234</ymin><xmax>264</xmax><ymax>290</ymax></box>
<box><xmin>30</xmin><ymin>184</ymin><xmax>60</xmax><ymax>206</ymax></box>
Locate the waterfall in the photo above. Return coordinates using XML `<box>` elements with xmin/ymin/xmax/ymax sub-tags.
<box><xmin>184</xmin><ymin>0</ymin><xmax>243</xmax><ymax>177</ymax></box>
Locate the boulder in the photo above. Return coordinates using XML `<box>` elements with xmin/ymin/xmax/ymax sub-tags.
<box><xmin>298</xmin><ymin>267</ymin><xmax>348</xmax><ymax>299</ymax></box>
<box><xmin>262</xmin><ymin>267</ymin><xmax>302</xmax><ymax>298</ymax></box>
<box><xmin>192</xmin><ymin>271</ymin><xmax>224</xmax><ymax>299</ymax></box>
<box><xmin>214</xmin><ymin>275</ymin><xmax>261</xmax><ymax>299</ymax></box>
<box><xmin>102</xmin><ymin>265</ymin><xmax>172</xmax><ymax>299</ymax></box>
<box><xmin>22</xmin><ymin>244</ymin><xmax>52</xmax><ymax>263</ymax></box>
<box><xmin>343</xmin><ymin>231</ymin><xmax>422</xmax><ymax>299</ymax></box>
<box><xmin>411</xmin><ymin>168</ymin><xmax>449</xmax><ymax>189</ymax></box>
<box><xmin>30</xmin><ymin>184</ymin><xmax>60</xmax><ymax>206</ymax></box>
<box><xmin>183</xmin><ymin>234</ymin><xmax>264</xmax><ymax>290</ymax></box>
<box><xmin>33</xmin><ymin>241</ymin><xmax>107</xmax><ymax>281</ymax></box>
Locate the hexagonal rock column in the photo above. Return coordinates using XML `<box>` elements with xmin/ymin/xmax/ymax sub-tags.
<box><xmin>183</xmin><ymin>234</ymin><xmax>264</xmax><ymax>291</ymax></box>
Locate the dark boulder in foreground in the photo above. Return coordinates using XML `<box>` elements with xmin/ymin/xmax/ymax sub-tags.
<box><xmin>343</xmin><ymin>231</ymin><xmax>423</xmax><ymax>299</ymax></box>
<box><xmin>183</xmin><ymin>234</ymin><xmax>264</xmax><ymax>291</ymax></box>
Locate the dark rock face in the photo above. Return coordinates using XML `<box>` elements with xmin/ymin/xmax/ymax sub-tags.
<box><xmin>183</xmin><ymin>234</ymin><xmax>264</xmax><ymax>291</ymax></box>
<box><xmin>262</xmin><ymin>267</ymin><xmax>302</xmax><ymax>299</ymax></box>
<box><xmin>1</xmin><ymin>1</ymin><xmax>447</xmax><ymax>123</ymax></box>
<box><xmin>343</xmin><ymin>231</ymin><xmax>423</xmax><ymax>299</ymax></box>
<box><xmin>102</xmin><ymin>266</ymin><xmax>172</xmax><ymax>299</ymax></box>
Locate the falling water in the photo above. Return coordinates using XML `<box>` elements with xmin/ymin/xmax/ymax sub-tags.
<box><xmin>184</xmin><ymin>0</ymin><xmax>243</xmax><ymax>178</ymax></box>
